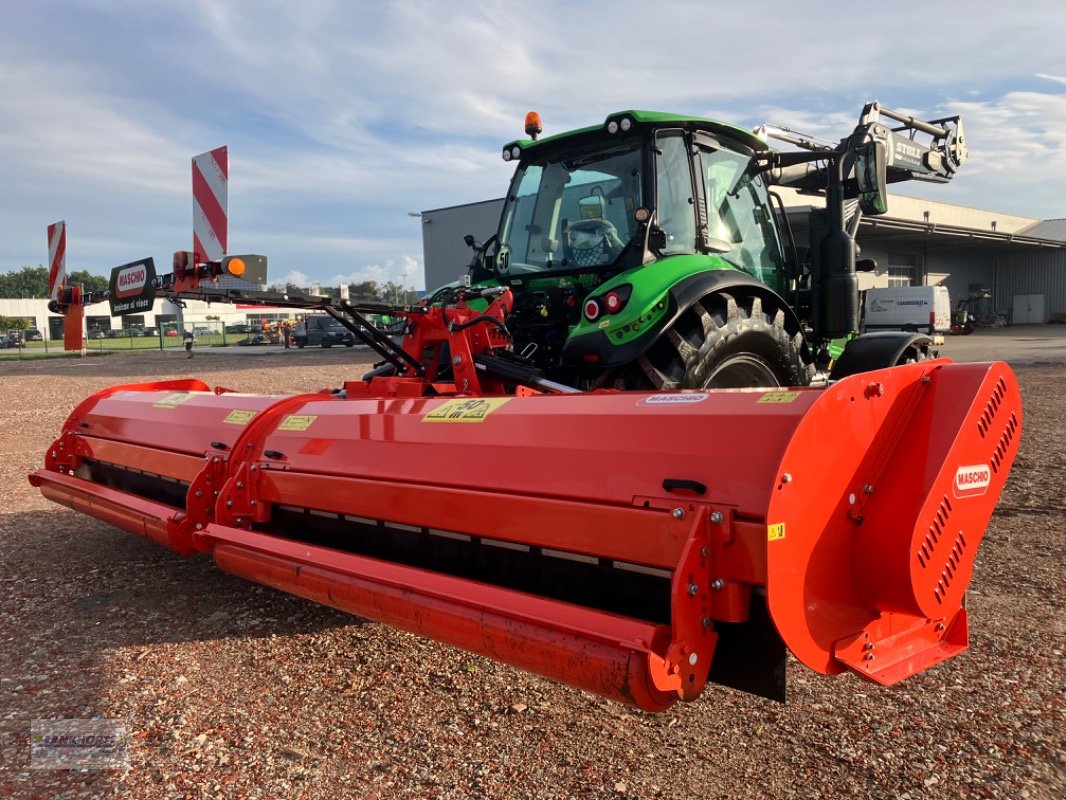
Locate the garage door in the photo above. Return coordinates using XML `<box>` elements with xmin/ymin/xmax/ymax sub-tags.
<box><xmin>1012</xmin><ymin>294</ymin><xmax>1045</xmax><ymax>324</ymax></box>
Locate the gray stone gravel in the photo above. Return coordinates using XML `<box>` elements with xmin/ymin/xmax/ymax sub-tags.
<box><xmin>1</xmin><ymin>349</ymin><xmax>1062</xmax><ymax>798</ymax></box>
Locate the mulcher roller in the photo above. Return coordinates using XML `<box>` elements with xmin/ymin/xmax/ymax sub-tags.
<box><xmin>30</xmin><ymin>359</ymin><xmax>1021</xmax><ymax>711</ymax></box>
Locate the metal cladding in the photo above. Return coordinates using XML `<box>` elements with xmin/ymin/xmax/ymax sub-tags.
<box><xmin>28</xmin><ymin>359</ymin><xmax>1022</xmax><ymax>711</ymax></box>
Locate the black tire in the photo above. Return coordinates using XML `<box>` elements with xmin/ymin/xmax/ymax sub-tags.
<box><xmin>321</xmin><ymin>340</ymin><xmax>332</xmax><ymax>349</ymax></box>
<box><xmin>830</xmin><ymin>332</ymin><xmax>932</xmax><ymax>380</ymax></box>
<box><xmin>622</xmin><ymin>292</ymin><xmax>810</xmax><ymax>390</ymax></box>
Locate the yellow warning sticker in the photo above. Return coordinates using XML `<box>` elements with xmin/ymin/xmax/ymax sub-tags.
<box><xmin>278</xmin><ymin>414</ymin><xmax>317</xmax><ymax>431</ymax></box>
<box><xmin>223</xmin><ymin>409</ymin><xmax>257</xmax><ymax>425</ymax></box>
<box><xmin>768</xmin><ymin>523</ymin><xmax>786</xmax><ymax>542</ymax></box>
<box><xmin>758</xmin><ymin>391</ymin><xmax>802</xmax><ymax>404</ymax></box>
<box><xmin>423</xmin><ymin>397</ymin><xmax>512</xmax><ymax>423</ymax></box>
<box><xmin>154</xmin><ymin>393</ymin><xmax>194</xmax><ymax>409</ymax></box>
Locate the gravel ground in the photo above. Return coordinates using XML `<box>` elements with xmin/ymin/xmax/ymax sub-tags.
<box><xmin>1</xmin><ymin>348</ymin><xmax>1063</xmax><ymax>799</ymax></box>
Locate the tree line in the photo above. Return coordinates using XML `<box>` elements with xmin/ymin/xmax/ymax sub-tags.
<box><xmin>0</xmin><ymin>266</ymin><xmax>416</xmax><ymax>305</ymax></box>
<box><xmin>0</xmin><ymin>265</ymin><xmax>109</xmax><ymax>298</ymax></box>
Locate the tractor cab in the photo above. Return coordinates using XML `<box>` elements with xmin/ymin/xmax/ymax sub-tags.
<box><xmin>493</xmin><ymin>111</ymin><xmax>787</xmax><ymax>292</ymax></box>
<box><xmin>484</xmin><ymin>111</ymin><xmax>792</xmax><ymax>380</ymax></box>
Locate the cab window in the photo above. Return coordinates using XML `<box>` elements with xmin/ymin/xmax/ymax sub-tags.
<box><xmin>654</xmin><ymin>131</ymin><xmax>697</xmax><ymax>255</ymax></box>
<box><xmin>700</xmin><ymin>147</ymin><xmax>785</xmax><ymax>284</ymax></box>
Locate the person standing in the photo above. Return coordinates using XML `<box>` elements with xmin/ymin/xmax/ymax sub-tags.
<box><xmin>282</xmin><ymin>321</ymin><xmax>291</xmax><ymax>349</ymax></box>
<box><xmin>183</xmin><ymin>329</ymin><xmax>195</xmax><ymax>358</ymax></box>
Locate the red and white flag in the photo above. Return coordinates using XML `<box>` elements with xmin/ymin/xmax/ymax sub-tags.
<box><xmin>47</xmin><ymin>220</ymin><xmax>66</xmax><ymax>301</ymax></box>
<box><xmin>192</xmin><ymin>146</ymin><xmax>228</xmax><ymax>263</ymax></box>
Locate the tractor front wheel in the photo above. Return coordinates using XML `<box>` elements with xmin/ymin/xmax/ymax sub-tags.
<box><xmin>628</xmin><ymin>293</ymin><xmax>810</xmax><ymax>390</ymax></box>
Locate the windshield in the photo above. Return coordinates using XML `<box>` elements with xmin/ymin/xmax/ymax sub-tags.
<box><xmin>497</xmin><ymin>142</ymin><xmax>643</xmax><ymax>275</ymax></box>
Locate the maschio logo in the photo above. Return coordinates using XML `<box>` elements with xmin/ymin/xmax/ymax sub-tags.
<box><xmin>954</xmin><ymin>464</ymin><xmax>991</xmax><ymax>498</ymax></box>
<box><xmin>638</xmin><ymin>393</ymin><xmax>709</xmax><ymax>406</ymax></box>
<box><xmin>115</xmin><ymin>264</ymin><xmax>147</xmax><ymax>298</ymax></box>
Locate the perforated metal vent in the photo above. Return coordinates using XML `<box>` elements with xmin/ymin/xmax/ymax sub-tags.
<box><xmin>990</xmin><ymin>412</ymin><xmax>1019</xmax><ymax>474</ymax></box>
<box><xmin>917</xmin><ymin>495</ymin><xmax>953</xmax><ymax>572</ymax></box>
<box><xmin>932</xmin><ymin>531</ymin><xmax>967</xmax><ymax>606</ymax></box>
<box><xmin>977</xmin><ymin>377</ymin><xmax>1007</xmax><ymax>438</ymax></box>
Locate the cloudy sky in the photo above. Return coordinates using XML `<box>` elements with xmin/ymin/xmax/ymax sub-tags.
<box><xmin>2</xmin><ymin>1</ymin><xmax>1064</xmax><ymax>290</ymax></box>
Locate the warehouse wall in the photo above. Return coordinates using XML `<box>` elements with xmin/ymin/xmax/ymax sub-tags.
<box><xmin>994</xmin><ymin>249</ymin><xmax>1066</xmax><ymax>323</ymax></box>
<box><xmin>421</xmin><ymin>199</ymin><xmax>504</xmax><ymax>291</ymax></box>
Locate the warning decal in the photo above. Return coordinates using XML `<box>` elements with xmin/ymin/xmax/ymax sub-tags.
<box><xmin>767</xmin><ymin>523</ymin><xmax>786</xmax><ymax>542</ymax></box>
<box><xmin>154</xmin><ymin>393</ymin><xmax>194</xmax><ymax>409</ymax></box>
<box><xmin>758</xmin><ymin>391</ymin><xmax>802</xmax><ymax>404</ymax></box>
<box><xmin>423</xmin><ymin>398</ymin><xmax>512</xmax><ymax>422</ymax></box>
<box><xmin>223</xmin><ymin>410</ymin><xmax>256</xmax><ymax>425</ymax></box>
<box><xmin>278</xmin><ymin>415</ymin><xmax>317</xmax><ymax>431</ymax></box>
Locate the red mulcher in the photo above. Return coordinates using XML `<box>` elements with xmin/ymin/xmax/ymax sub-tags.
<box><xmin>30</xmin><ymin>287</ymin><xmax>1021</xmax><ymax>710</ymax></box>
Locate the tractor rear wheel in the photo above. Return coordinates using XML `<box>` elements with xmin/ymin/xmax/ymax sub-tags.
<box><xmin>621</xmin><ymin>293</ymin><xmax>810</xmax><ymax>390</ymax></box>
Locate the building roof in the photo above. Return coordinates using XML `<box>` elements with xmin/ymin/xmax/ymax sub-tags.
<box><xmin>1019</xmin><ymin>218</ymin><xmax>1066</xmax><ymax>242</ymax></box>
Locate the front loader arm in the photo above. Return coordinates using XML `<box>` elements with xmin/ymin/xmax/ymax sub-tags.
<box><xmin>762</xmin><ymin>100</ymin><xmax>967</xmax><ymax>192</ymax></box>
<box><xmin>857</xmin><ymin>101</ymin><xmax>967</xmax><ymax>184</ymax></box>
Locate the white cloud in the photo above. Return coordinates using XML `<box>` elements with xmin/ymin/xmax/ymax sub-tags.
<box><xmin>269</xmin><ymin>270</ymin><xmax>310</xmax><ymax>289</ymax></box>
<box><xmin>1</xmin><ymin>1</ymin><xmax>1065</xmax><ymax>287</ymax></box>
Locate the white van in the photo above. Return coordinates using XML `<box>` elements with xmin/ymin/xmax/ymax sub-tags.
<box><xmin>863</xmin><ymin>286</ymin><xmax>951</xmax><ymax>343</ymax></box>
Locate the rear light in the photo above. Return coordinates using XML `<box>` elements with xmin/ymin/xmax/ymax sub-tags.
<box><xmin>583</xmin><ymin>285</ymin><xmax>633</xmax><ymax>322</ymax></box>
<box><xmin>930</xmin><ymin>311</ymin><xmax>936</xmax><ymax>326</ymax></box>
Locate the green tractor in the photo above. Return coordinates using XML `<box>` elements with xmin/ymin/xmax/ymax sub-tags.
<box><xmin>447</xmin><ymin>102</ymin><xmax>967</xmax><ymax>389</ymax></box>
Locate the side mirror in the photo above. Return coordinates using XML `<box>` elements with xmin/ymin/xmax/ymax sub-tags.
<box><xmin>855</xmin><ymin>141</ymin><xmax>888</xmax><ymax>216</ymax></box>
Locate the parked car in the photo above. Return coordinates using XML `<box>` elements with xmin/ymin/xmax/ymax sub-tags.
<box><xmin>87</xmin><ymin>329</ymin><xmax>106</xmax><ymax>340</ymax></box>
<box><xmin>127</xmin><ymin>327</ymin><xmax>144</xmax><ymax>337</ymax></box>
<box><xmin>164</xmin><ymin>329</ymin><xmax>178</xmax><ymax>337</ymax></box>
<box><xmin>24</xmin><ymin>328</ymin><xmax>43</xmax><ymax>342</ymax></box>
<box><xmin>143</xmin><ymin>326</ymin><xmax>159</xmax><ymax>337</ymax></box>
<box><xmin>225</xmin><ymin>323</ymin><xmax>253</xmax><ymax>334</ymax></box>
<box><xmin>104</xmin><ymin>329</ymin><xmax>124</xmax><ymax>339</ymax></box>
<box><xmin>293</xmin><ymin>315</ymin><xmax>356</xmax><ymax>348</ymax></box>
<box><xmin>193</xmin><ymin>326</ymin><xmax>213</xmax><ymax>336</ymax></box>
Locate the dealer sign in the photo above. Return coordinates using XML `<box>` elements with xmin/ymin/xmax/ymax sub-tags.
<box><xmin>108</xmin><ymin>258</ymin><xmax>157</xmax><ymax>316</ymax></box>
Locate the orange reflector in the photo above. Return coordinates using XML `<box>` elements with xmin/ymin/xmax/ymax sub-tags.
<box><xmin>227</xmin><ymin>257</ymin><xmax>246</xmax><ymax>277</ymax></box>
